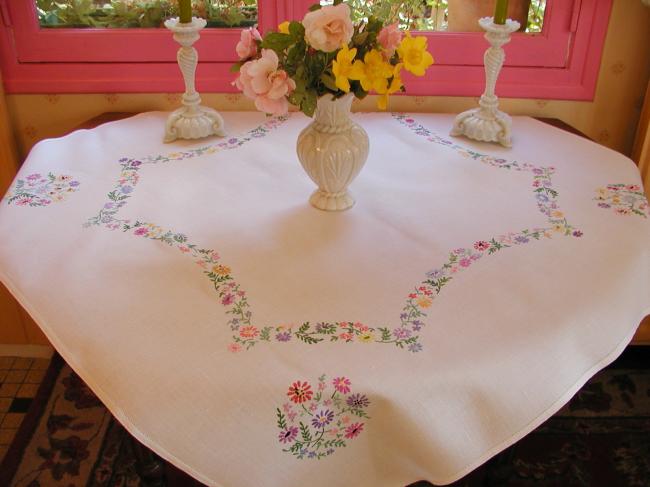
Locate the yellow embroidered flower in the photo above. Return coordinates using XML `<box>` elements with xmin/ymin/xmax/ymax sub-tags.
<box><xmin>397</xmin><ymin>32</ymin><xmax>434</xmax><ymax>76</ymax></box>
<box><xmin>332</xmin><ymin>44</ymin><xmax>362</xmax><ymax>93</ymax></box>
<box><xmin>376</xmin><ymin>64</ymin><xmax>403</xmax><ymax>110</ymax></box>
<box><xmin>212</xmin><ymin>264</ymin><xmax>231</xmax><ymax>275</ymax></box>
<box><xmin>417</xmin><ymin>296</ymin><xmax>432</xmax><ymax>308</ymax></box>
<box><xmin>358</xmin><ymin>332</ymin><xmax>375</xmax><ymax>343</ymax></box>
<box><xmin>552</xmin><ymin>224</ymin><xmax>567</xmax><ymax>233</ymax></box>
<box><xmin>551</xmin><ymin>210</ymin><xmax>564</xmax><ymax>218</ymax></box>
<box><xmin>348</xmin><ymin>49</ymin><xmax>393</xmax><ymax>93</ymax></box>
<box><xmin>278</xmin><ymin>21</ymin><xmax>290</xmax><ymax>34</ymax></box>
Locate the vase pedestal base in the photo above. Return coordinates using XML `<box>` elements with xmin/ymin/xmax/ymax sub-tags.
<box><xmin>309</xmin><ymin>190</ymin><xmax>355</xmax><ymax>212</ymax></box>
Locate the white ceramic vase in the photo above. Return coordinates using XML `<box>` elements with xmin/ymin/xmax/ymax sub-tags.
<box><xmin>296</xmin><ymin>93</ymin><xmax>369</xmax><ymax>211</ymax></box>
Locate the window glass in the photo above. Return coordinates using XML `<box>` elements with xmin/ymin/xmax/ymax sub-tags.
<box><xmin>35</xmin><ymin>0</ymin><xmax>258</xmax><ymax>28</ymax></box>
<box><xmin>320</xmin><ymin>0</ymin><xmax>546</xmax><ymax>33</ymax></box>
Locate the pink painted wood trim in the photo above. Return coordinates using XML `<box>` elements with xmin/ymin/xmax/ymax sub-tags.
<box><xmin>0</xmin><ymin>0</ymin><xmax>612</xmax><ymax>101</ymax></box>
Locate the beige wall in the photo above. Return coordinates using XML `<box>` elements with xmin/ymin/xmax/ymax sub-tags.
<box><xmin>5</xmin><ymin>0</ymin><xmax>650</xmax><ymax>160</ymax></box>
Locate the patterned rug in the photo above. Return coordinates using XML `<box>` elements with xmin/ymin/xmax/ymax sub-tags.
<box><xmin>0</xmin><ymin>349</ymin><xmax>648</xmax><ymax>487</ymax></box>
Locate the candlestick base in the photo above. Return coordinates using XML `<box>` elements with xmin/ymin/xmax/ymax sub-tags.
<box><xmin>451</xmin><ymin>17</ymin><xmax>519</xmax><ymax>148</ymax></box>
<box><xmin>164</xmin><ymin>17</ymin><xmax>226</xmax><ymax>143</ymax></box>
<box><xmin>164</xmin><ymin>105</ymin><xmax>226</xmax><ymax>143</ymax></box>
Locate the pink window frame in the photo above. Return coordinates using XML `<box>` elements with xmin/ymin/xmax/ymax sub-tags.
<box><xmin>0</xmin><ymin>0</ymin><xmax>611</xmax><ymax>100</ymax></box>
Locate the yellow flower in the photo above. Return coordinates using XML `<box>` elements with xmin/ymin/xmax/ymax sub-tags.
<box><xmin>332</xmin><ymin>44</ymin><xmax>362</xmax><ymax>93</ymax></box>
<box><xmin>212</xmin><ymin>265</ymin><xmax>231</xmax><ymax>276</ymax></box>
<box><xmin>348</xmin><ymin>49</ymin><xmax>393</xmax><ymax>93</ymax></box>
<box><xmin>278</xmin><ymin>21</ymin><xmax>290</xmax><ymax>34</ymax></box>
<box><xmin>417</xmin><ymin>296</ymin><xmax>432</xmax><ymax>308</ymax></box>
<box><xmin>397</xmin><ymin>32</ymin><xmax>434</xmax><ymax>76</ymax></box>
<box><xmin>376</xmin><ymin>64</ymin><xmax>403</xmax><ymax>110</ymax></box>
<box><xmin>552</xmin><ymin>224</ymin><xmax>567</xmax><ymax>233</ymax></box>
<box><xmin>358</xmin><ymin>332</ymin><xmax>375</xmax><ymax>343</ymax></box>
<box><xmin>551</xmin><ymin>210</ymin><xmax>564</xmax><ymax>218</ymax></box>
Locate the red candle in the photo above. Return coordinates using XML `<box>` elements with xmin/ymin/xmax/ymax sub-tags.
<box><xmin>179</xmin><ymin>0</ymin><xmax>192</xmax><ymax>23</ymax></box>
<box><xmin>494</xmin><ymin>0</ymin><xmax>508</xmax><ymax>24</ymax></box>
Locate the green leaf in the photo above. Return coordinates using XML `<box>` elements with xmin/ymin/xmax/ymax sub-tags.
<box><xmin>261</xmin><ymin>32</ymin><xmax>294</xmax><ymax>52</ymax></box>
<box><xmin>288</xmin><ymin>20</ymin><xmax>305</xmax><ymax>39</ymax></box>
<box><xmin>300</xmin><ymin>422</ymin><xmax>312</xmax><ymax>442</ymax></box>
<box><xmin>308</xmin><ymin>3</ymin><xmax>322</xmax><ymax>11</ymax></box>
<box><xmin>276</xmin><ymin>408</ymin><xmax>287</xmax><ymax>429</ymax></box>
<box><xmin>301</xmin><ymin>89</ymin><xmax>318</xmax><ymax>117</ymax></box>
<box><xmin>320</xmin><ymin>73</ymin><xmax>338</xmax><ymax>92</ymax></box>
<box><xmin>230</xmin><ymin>61</ymin><xmax>242</xmax><ymax>73</ymax></box>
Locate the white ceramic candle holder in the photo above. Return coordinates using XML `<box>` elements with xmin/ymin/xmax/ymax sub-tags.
<box><xmin>164</xmin><ymin>17</ymin><xmax>226</xmax><ymax>143</ymax></box>
<box><xmin>451</xmin><ymin>17</ymin><xmax>520</xmax><ymax>147</ymax></box>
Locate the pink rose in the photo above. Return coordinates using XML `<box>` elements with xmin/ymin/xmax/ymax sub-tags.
<box><xmin>234</xmin><ymin>49</ymin><xmax>296</xmax><ymax>116</ymax></box>
<box><xmin>235</xmin><ymin>27</ymin><xmax>261</xmax><ymax>60</ymax></box>
<box><xmin>302</xmin><ymin>3</ymin><xmax>353</xmax><ymax>52</ymax></box>
<box><xmin>377</xmin><ymin>22</ymin><xmax>402</xmax><ymax>58</ymax></box>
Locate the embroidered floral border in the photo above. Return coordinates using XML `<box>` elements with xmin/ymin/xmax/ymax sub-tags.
<box><xmin>86</xmin><ymin>113</ymin><xmax>582</xmax><ymax>354</ymax></box>
<box><xmin>5</xmin><ymin>173</ymin><xmax>80</xmax><ymax>207</ymax></box>
<box><xmin>594</xmin><ymin>184</ymin><xmax>648</xmax><ymax>218</ymax></box>
<box><xmin>277</xmin><ymin>375</ymin><xmax>369</xmax><ymax>460</ymax></box>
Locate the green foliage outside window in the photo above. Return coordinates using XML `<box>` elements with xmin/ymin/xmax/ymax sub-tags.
<box><xmin>36</xmin><ymin>0</ymin><xmax>258</xmax><ymax>28</ymax></box>
<box><xmin>325</xmin><ymin>0</ymin><xmax>545</xmax><ymax>33</ymax></box>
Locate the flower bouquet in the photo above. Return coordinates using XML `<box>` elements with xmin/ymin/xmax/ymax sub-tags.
<box><xmin>231</xmin><ymin>0</ymin><xmax>434</xmax><ymax>211</ymax></box>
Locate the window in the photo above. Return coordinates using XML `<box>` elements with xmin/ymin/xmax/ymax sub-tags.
<box><xmin>0</xmin><ymin>0</ymin><xmax>612</xmax><ymax>99</ymax></box>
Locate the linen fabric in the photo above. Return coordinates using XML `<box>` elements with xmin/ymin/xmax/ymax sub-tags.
<box><xmin>0</xmin><ymin>112</ymin><xmax>648</xmax><ymax>486</ymax></box>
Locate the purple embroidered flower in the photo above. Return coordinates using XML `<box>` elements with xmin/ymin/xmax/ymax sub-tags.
<box><xmin>69</xmin><ymin>181</ymin><xmax>80</xmax><ymax>187</ymax></box>
<box><xmin>598</xmin><ymin>202</ymin><xmax>611</xmax><ymax>208</ymax></box>
<box><xmin>572</xmin><ymin>230</ymin><xmax>583</xmax><ymax>237</ymax></box>
<box><xmin>278</xmin><ymin>426</ymin><xmax>298</xmax><ymax>444</ymax></box>
<box><xmin>311</xmin><ymin>410</ymin><xmax>334</xmax><ymax>429</ymax></box>
<box><xmin>399</xmin><ymin>313</ymin><xmax>408</xmax><ymax>320</ymax></box>
<box><xmin>536</xmin><ymin>194</ymin><xmax>549</xmax><ymax>202</ymax></box>
<box><xmin>532</xmin><ymin>168</ymin><xmax>544</xmax><ymax>175</ymax></box>
<box><xmin>346</xmin><ymin>394</ymin><xmax>370</xmax><ymax>409</ymax></box>
<box><xmin>514</xmin><ymin>235</ymin><xmax>530</xmax><ymax>244</ymax></box>
<box><xmin>104</xmin><ymin>202</ymin><xmax>115</xmax><ymax>209</ymax></box>
<box><xmin>426</xmin><ymin>269</ymin><xmax>443</xmax><ymax>279</ymax></box>
<box><xmin>393</xmin><ymin>328</ymin><xmax>411</xmax><ymax>339</ymax></box>
<box><xmin>130</xmin><ymin>160</ymin><xmax>142</xmax><ymax>167</ymax></box>
<box><xmin>276</xmin><ymin>331</ymin><xmax>292</xmax><ymax>342</ymax></box>
<box><xmin>408</xmin><ymin>342</ymin><xmax>423</xmax><ymax>353</ymax></box>
<box><xmin>308</xmin><ymin>451</ymin><xmax>317</xmax><ymax>458</ymax></box>
<box><xmin>221</xmin><ymin>293</ymin><xmax>235</xmax><ymax>305</ymax></box>
<box><xmin>26</xmin><ymin>173</ymin><xmax>41</xmax><ymax>181</ymax></box>
<box><xmin>411</xmin><ymin>320</ymin><xmax>423</xmax><ymax>331</ymax></box>
<box><xmin>121</xmin><ymin>185</ymin><xmax>133</xmax><ymax>194</ymax></box>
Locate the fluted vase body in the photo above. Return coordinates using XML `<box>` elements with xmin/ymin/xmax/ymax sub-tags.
<box><xmin>296</xmin><ymin>94</ymin><xmax>369</xmax><ymax>211</ymax></box>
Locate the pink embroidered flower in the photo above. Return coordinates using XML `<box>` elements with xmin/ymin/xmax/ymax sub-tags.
<box><xmin>16</xmin><ymin>197</ymin><xmax>33</xmax><ymax>206</ymax></box>
<box><xmin>134</xmin><ymin>227</ymin><xmax>148</xmax><ymax>236</ymax></box>
<box><xmin>339</xmin><ymin>332</ymin><xmax>353</xmax><ymax>341</ymax></box>
<box><xmin>278</xmin><ymin>426</ymin><xmax>298</xmax><ymax>444</ymax></box>
<box><xmin>377</xmin><ymin>22</ymin><xmax>402</xmax><ymax>58</ymax></box>
<box><xmin>239</xmin><ymin>326</ymin><xmax>259</xmax><ymax>339</ymax></box>
<box><xmin>302</xmin><ymin>3</ymin><xmax>354</xmax><ymax>52</ymax></box>
<box><xmin>341</xmin><ymin>415</ymin><xmax>351</xmax><ymax>424</ymax></box>
<box><xmin>344</xmin><ymin>422</ymin><xmax>364</xmax><ymax>439</ymax></box>
<box><xmin>227</xmin><ymin>343</ymin><xmax>243</xmax><ymax>353</ymax></box>
<box><xmin>332</xmin><ymin>377</ymin><xmax>351</xmax><ymax>394</ymax></box>
<box><xmin>459</xmin><ymin>258</ymin><xmax>472</xmax><ymax>267</ymax></box>
<box><xmin>235</xmin><ymin>49</ymin><xmax>296</xmax><ymax>116</ymax></box>
<box><xmin>179</xmin><ymin>246</ymin><xmax>190</xmax><ymax>253</ymax></box>
<box><xmin>287</xmin><ymin>381</ymin><xmax>313</xmax><ymax>404</ymax></box>
<box><xmin>474</xmin><ymin>241</ymin><xmax>490</xmax><ymax>251</ymax></box>
<box><xmin>235</xmin><ymin>27</ymin><xmax>261</xmax><ymax>59</ymax></box>
<box><xmin>221</xmin><ymin>293</ymin><xmax>235</xmax><ymax>305</ymax></box>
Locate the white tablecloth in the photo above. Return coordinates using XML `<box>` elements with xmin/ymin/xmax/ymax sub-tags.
<box><xmin>0</xmin><ymin>111</ymin><xmax>648</xmax><ymax>486</ymax></box>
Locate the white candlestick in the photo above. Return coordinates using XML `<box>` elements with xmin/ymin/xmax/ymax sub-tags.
<box><xmin>164</xmin><ymin>17</ymin><xmax>226</xmax><ymax>143</ymax></box>
<box><xmin>450</xmin><ymin>17</ymin><xmax>520</xmax><ymax>147</ymax></box>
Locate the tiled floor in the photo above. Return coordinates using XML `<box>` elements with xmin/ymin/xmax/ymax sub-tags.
<box><xmin>0</xmin><ymin>356</ymin><xmax>50</xmax><ymax>463</ymax></box>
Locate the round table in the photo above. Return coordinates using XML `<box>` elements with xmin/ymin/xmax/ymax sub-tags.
<box><xmin>0</xmin><ymin>111</ymin><xmax>648</xmax><ymax>486</ymax></box>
